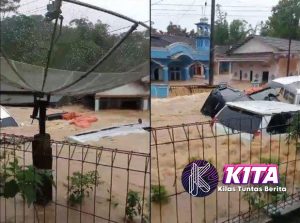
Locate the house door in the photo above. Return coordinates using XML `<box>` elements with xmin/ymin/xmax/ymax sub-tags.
<box><xmin>262</xmin><ymin>71</ymin><xmax>269</xmax><ymax>82</ymax></box>
<box><xmin>250</xmin><ymin>71</ymin><xmax>253</xmax><ymax>81</ymax></box>
<box><xmin>154</xmin><ymin>68</ymin><xmax>159</xmax><ymax>81</ymax></box>
<box><xmin>197</xmin><ymin>66</ymin><xmax>202</xmax><ymax>75</ymax></box>
<box><xmin>240</xmin><ymin>70</ymin><xmax>242</xmax><ymax>80</ymax></box>
<box><xmin>170</xmin><ymin>67</ymin><xmax>181</xmax><ymax>81</ymax></box>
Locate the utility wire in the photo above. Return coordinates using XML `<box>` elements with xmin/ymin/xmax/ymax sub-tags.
<box><xmin>152</xmin><ymin>13</ymin><xmax>270</xmax><ymax>17</ymax></box>
<box><xmin>152</xmin><ymin>8</ymin><xmax>271</xmax><ymax>12</ymax></box>
<box><xmin>153</xmin><ymin>3</ymin><xmax>273</xmax><ymax>8</ymax></box>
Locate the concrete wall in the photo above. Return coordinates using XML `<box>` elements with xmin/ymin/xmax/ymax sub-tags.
<box><xmin>231</xmin><ymin>57</ymin><xmax>300</xmax><ymax>82</ymax></box>
<box><xmin>151</xmin><ymin>84</ymin><xmax>169</xmax><ymax>98</ymax></box>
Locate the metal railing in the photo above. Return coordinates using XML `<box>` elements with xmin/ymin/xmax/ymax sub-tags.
<box><xmin>0</xmin><ymin>134</ymin><xmax>150</xmax><ymax>223</ymax></box>
<box><xmin>150</xmin><ymin>119</ymin><xmax>300</xmax><ymax>223</ymax></box>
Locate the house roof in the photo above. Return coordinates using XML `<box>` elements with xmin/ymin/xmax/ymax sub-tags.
<box><xmin>228</xmin><ymin>35</ymin><xmax>300</xmax><ymax>54</ymax></box>
<box><xmin>151</xmin><ymin>33</ymin><xmax>195</xmax><ymax>48</ymax></box>
<box><xmin>214</xmin><ymin>45</ymin><xmax>230</xmax><ymax>56</ymax></box>
<box><xmin>95</xmin><ymin>80</ymin><xmax>149</xmax><ymax>98</ymax></box>
<box><xmin>226</xmin><ymin>101</ymin><xmax>300</xmax><ymax>115</ymax></box>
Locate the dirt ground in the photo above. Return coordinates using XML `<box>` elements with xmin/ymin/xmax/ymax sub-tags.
<box><xmin>151</xmin><ymin>77</ymin><xmax>300</xmax><ymax>223</ymax></box>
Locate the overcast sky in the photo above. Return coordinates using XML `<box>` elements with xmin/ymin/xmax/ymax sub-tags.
<box><xmin>151</xmin><ymin>0</ymin><xmax>280</xmax><ymax>32</ymax></box>
<box><xmin>18</xmin><ymin>0</ymin><xmax>150</xmax><ymax>32</ymax></box>
<box><xmin>17</xmin><ymin>0</ymin><xmax>281</xmax><ymax>33</ymax></box>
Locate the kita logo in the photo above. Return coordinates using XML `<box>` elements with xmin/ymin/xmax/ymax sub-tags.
<box><xmin>223</xmin><ymin>164</ymin><xmax>279</xmax><ymax>184</ymax></box>
<box><xmin>181</xmin><ymin>160</ymin><xmax>218</xmax><ymax>197</ymax></box>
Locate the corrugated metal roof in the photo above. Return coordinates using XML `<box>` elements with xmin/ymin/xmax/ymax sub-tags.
<box><xmin>228</xmin><ymin>35</ymin><xmax>300</xmax><ymax>54</ymax></box>
<box><xmin>226</xmin><ymin>101</ymin><xmax>300</xmax><ymax>115</ymax></box>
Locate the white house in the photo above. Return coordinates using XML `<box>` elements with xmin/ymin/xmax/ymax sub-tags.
<box><xmin>217</xmin><ymin>36</ymin><xmax>300</xmax><ymax>83</ymax></box>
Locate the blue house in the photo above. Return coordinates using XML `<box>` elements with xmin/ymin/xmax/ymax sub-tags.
<box><xmin>151</xmin><ymin>18</ymin><xmax>211</xmax><ymax>84</ymax></box>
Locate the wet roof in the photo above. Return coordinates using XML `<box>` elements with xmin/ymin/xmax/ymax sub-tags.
<box><xmin>151</xmin><ymin>33</ymin><xmax>195</xmax><ymax>48</ymax></box>
<box><xmin>270</xmin><ymin>76</ymin><xmax>300</xmax><ymax>86</ymax></box>
<box><xmin>228</xmin><ymin>36</ymin><xmax>300</xmax><ymax>54</ymax></box>
<box><xmin>226</xmin><ymin>101</ymin><xmax>300</xmax><ymax>115</ymax></box>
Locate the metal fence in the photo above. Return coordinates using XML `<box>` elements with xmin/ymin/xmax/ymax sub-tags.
<box><xmin>150</xmin><ymin>119</ymin><xmax>300</xmax><ymax>223</ymax></box>
<box><xmin>0</xmin><ymin>134</ymin><xmax>150</xmax><ymax>223</ymax></box>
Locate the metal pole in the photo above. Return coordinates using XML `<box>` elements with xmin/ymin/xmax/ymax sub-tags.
<box><xmin>32</xmin><ymin>96</ymin><xmax>52</xmax><ymax>205</ymax></box>
<box><xmin>209</xmin><ymin>0</ymin><xmax>216</xmax><ymax>86</ymax></box>
<box><xmin>286</xmin><ymin>37</ymin><xmax>292</xmax><ymax>77</ymax></box>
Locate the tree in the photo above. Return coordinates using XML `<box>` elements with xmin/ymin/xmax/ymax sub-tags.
<box><xmin>214</xmin><ymin>4</ymin><xmax>229</xmax><ymax>45</ymax></box>
<box><xmin>229</xmin><ymin>19</ymin><xmax>248</xmax><ymax>44</ymax></box>
<box><xmin>0</xmin><ymin>0</ymin><xmax>20</xmax><ymax>15</ymax></box>
<box><xmin>260</xmin><ymin>0</ymin><xmax>300</xmax><ymax>40</ymax></box>
<box><xmin>0</xmin><ymin>14</ymin><xmax>148</xmax><ymax>72</ymax></box>
<box><xmin>166</xmin><ymin>22</ymin><xmax>188</xmax><ymax>36</ymax></box>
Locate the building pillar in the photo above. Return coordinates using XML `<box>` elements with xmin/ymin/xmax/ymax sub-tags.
<box><xmin>183</xmin><ymin>66</ymin><xmax>190</xmax><ymax>80</ymax></box>
<box><xmin>229</xmin><ymin>62</ymin><xmax>232</xmax><ymax>75</ymax></box>
<box><xmin>95</xmin><ymin>98</ymin><xmax>100</xmax><ymax>111</ymax></box>
<box><xmin>204</xmin><ymin>67</ymin><xmax>209</xmax><ymax>80</ymax></box>
<box><xmin>141</xmin><ymin>98</ymin><xmax>149</xmax><ymax>110</ymax></box>
<box><xmin>162</xmin><ymin>66</ymin><xmax>169</xmax><ymax>83</ymax></box>
<box><xmin>217</xmin><ymin>61</ymin><xmax>220</xmax><ymax>75</ymax></box>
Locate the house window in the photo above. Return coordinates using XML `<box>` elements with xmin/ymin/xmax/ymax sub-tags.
<box><xmin>170</xmin><ymin>67</ymin><xmax>181</xmax><ymax>81</ymax></box>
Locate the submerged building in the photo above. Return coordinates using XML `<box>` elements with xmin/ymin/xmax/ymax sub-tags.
<box><xmin>151</xmin><ymin>18</ymin><xmax>211</xmax><ymax>83</ymax></box>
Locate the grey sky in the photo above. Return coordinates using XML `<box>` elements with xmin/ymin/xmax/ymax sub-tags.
<box><xmin>18</xmin><ymin>0</ymin><xmax>150</xmax><ymax>32</ymax></box>
<box><xmin>152</xmin><ymin>0</ymin><xmax>280</xmax><ymax>32</ymax></box>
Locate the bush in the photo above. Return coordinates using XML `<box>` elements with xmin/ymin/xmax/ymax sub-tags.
<box><xmin>68</xmin><ymin>171</ymin><xmax>100</xmax><ymax>206</ymax></box>
<box><xmin>0</xmin><ymin>154</ymin><xmax>53</xmax><ymax>207</ymax></box>
<box><xmin>126</xmin><ymin>190</ymin><xmax>141</xmax><ymax>222</ymax></box>
<box><xmin>151</xmin><ymin>185</ymin><xmax>169</xmax><ymax>204</ymax></box>
<box><xmin>286</xmin><ymin>115</ymin><xmax>300</xmax><ymax>149</ymax></box>
<box><xmin>243</xmin><ymin>175</ymin><xmax>287</xmax><ymax>210</ymax></box>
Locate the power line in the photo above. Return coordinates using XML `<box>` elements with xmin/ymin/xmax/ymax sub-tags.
<box><xmin>152</xmin><ymin>13</ymin><xmax>270</xmax><ymax>18</ymax></box>
<box><xmin>153</xmin><ymin>3</ymin><xmax>273</xmax><ymax>8</ymax></box>
<box><xmin>152</xmin><ymin>0</ymin><xmax>164</xmax><ymax>5</ymax></box>
<box><xmin>20</xmin><ymin>0</ymin><xmax>42</xmax><ymax>7</ymax></box>
<box><xmin>152</xmin><ymin>9</ymin><xmax>197</xmax><ymax>12</ymax></box>
<box><xmin>152</xmin><ymin>8</ymin><xmax>271</xmax><ymax>12</ymax></box>
<box><xmin>109</xmin><ymin>20</ymin><xmax>149</xmax><ymax>34</ymax></box>
<box><xmin>20</xmin><ymin>6</ymin><xmax>47</xmax><ymax>14</ymax></box>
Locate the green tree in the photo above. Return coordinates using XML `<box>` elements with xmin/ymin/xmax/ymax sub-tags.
<box><xmin>229</xmin><ymin>19</ymin><xmax>248</xmax><ymax>44</ymax></box>
<box><xmin>0</xmin><ymin>15</ymin><xmax>53</xmax><ymax>66</ymax></box>
<box><xmin>0</xmin><ymin>0</ymin><xmax>20</xmax><ymax>16</ymax></box>
<box><xmin>1</xmin><ymin>14</ymin><xmax>148</xmax><ymax>72</ymax></box>
<box><xmin>214</xmin><ymin>4</ymin><xmax>229</xmax><ymax>45</ymax></box>
<box><xmin>166</xmin><ymin>22</ymin><xmax>188</xmax><ymax>36</ymax></box>
<box><xmin>260</xmin><ymin>0</ymin><xmax>300</xmax><ymax>40</ymax></box>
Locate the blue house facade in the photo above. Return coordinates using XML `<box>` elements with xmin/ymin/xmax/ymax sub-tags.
<box><xmin>151</xmin><ymin>19</ymin><xmax>211</xmax><ymax>83</ymax></box>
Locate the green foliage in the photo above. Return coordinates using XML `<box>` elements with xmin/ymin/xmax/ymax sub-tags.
<box><xmin>229</xmin><ymin>20</ymin><xmax>249</xmax><ymax>44</ymax></box>
<box><xmin>0</xmin><ymin>153</ymin><xmax>53</xmax><ymax>207</ymax></box>
<box><xmin>286</xmin><ymin>115</ymin><xmax>300</xmax><ymax>148</ymax></box>
<box><xmin>261</xmin><ymin>0</ymin><xmax>300</xmax><ymax>40</ymax></box>
<box><xmin>214</xmin><ymin>5</ymin><xmax>254</xmax><ymax>45</ymax></box>
<box><xmin>260</xmin><ymin>157</ymin><xmax>280</xmax><ymax>165</ymax></box>
<box><xmin>151</xmin><ymin>185</ymin><xmax>169</xmax><ymax>204</ymax></box>
<box><xmin>166</xmin><ymin>22</ymin><xmax>188</xmax><ymax>36</ymax></box>
<box><xmin>126</xmin><ymin>190</ymin><xmax>142</xmax><ymax>222</ymax></box>
<box><xmin>0</xmin><ymin>14</ymin><xmax>148</xmax><ymax>72</ymax></box>
<box><xmin>0</xmin><ymin>0</ymin><xmax>20</xmax><ymax>14</ymax></box>
<box><xmin>215</xmin><ymin>4</ymin><xmax>229</xmax><ymax>45</ymax></box>
<box><xmin>243</xmin><ymin>175</ymin><xmax>288</xmax><ymax>210</ymax></box>
<box><xmin>68</xmin><ymin>171</ymin><xmax>100</xmax><ymax>206</ymax></box>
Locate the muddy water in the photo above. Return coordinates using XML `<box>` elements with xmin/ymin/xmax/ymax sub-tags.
<box><xmin>151</xmin><ymin>92</ymin><xmax>300</xmax><ymax>223</ymax></box>
<box><xmin>1</xmin><ymin>105</ymin><xmax>150</xmax><ymax>223</ymax></box>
